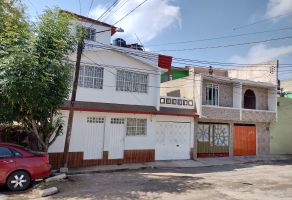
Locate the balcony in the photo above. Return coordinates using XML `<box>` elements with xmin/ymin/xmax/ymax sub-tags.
<box><xmin>201</xmin><ymin>105</ymin><xmax>241</xmax><ymax>121</ymax></box>
<box><xmin>160</xmin><ymin>96</ymin><xmax>194</xmax><ymax>109</ymax></box>
<box><xmin>201</xmin><ymin>105</ymin><xmax>276</xmax><ymax>123</ymax></box>
<box><xmin>241</xmin><ymin>109</ymin><xmax>276</xmax><ymax>122</ymax></box>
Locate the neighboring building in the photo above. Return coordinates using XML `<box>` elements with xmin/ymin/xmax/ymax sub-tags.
<box><xmin>48</xmin><ymin>11</ymin><xmax>198</xmax><ymax>168</ymax></box>
<box><xmin>280</xmin><ymin>79</ymin><xmax>292</xmax><ymax>99</ymax></box>
<box><xmin>161</xmin><ymin>64</ymin><xmax>278</xmax><ymax>158</ymax></box>
<box><xmin>270</xmin><ymin>97</ymin><xmax>292</xmax><ymax>154</ymax></box>
<box><xmin>161</xmin><ymin>67</ymin><xmax>189</xmax><ymax>82</ymax></box>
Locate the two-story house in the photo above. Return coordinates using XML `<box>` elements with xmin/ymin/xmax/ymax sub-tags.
<box><xmin>161</xmin><ymin>62</ymin><xmax>278</xmax><ymax>158</ymax></box>
<box><xmin>48</xmin><ymin>11</ymin><xmax>198</xmax><ymax>168</ymax></box>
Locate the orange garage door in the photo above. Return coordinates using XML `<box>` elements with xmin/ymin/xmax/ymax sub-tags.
<box><xmin>233</xmin><ymin>125</ymin><xmax>256</xmax><ymax>156</ymax></box>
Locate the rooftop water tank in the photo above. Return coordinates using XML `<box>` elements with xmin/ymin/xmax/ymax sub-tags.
<box><xmin>113</xmin><ymin>38</ymin><xmax>126</xmax><ymax>47</ymax></box>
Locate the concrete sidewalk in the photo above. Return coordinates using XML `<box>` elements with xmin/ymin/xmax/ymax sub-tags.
<box><xmin>68</xmin><ymin>155</ymin><xmax>291</xmax><ymax>175</ymax></box>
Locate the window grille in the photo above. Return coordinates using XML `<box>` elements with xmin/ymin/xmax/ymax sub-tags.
<box><xmin>116</xmin><ymin>70</ymin><xmax>148</xmax><ymax>93</ymax></box>
<box><xmin>86</xmin><ymin>117</ymin><xmax>104</xmax><ymax>123</ymax></box>
<box><xmin>111</xmin><ymin>118</ymin><xmax>125</xmax><ymax>124</ymax></box>
<box><xmin>78</xmin><ymin>65</ymin><xmax>103</xmax><ymax>89</ymax></box>
<box><xmin>126</xmin><ymin>118</ymin><xmax>147</xmax><ymax>136</ymax></box>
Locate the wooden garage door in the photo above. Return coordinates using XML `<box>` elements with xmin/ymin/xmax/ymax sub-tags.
<box><xmin>233</xmin><ymin>125</ymin><xmax>256</xmax><ymax>156</ymax></box>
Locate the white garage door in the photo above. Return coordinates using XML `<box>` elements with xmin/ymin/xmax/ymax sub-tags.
<box><xmin>155</xmin><ymin>122</ymin><xmax>191</xmax><ymax>160</ymax></box>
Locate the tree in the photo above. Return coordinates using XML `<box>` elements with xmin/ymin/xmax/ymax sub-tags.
<box><xmin>0</xmin><ymin>1</ymin><xmax>78</xmax><ymax>152</ymax></box>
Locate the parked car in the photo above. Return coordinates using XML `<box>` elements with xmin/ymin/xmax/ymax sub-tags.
<box><xmin>0</xmin><ymin>143</ymin><xmax>51</xmax><ymax>191</ymax></box>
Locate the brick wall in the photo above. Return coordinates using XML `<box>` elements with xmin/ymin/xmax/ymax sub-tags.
<box><xmin>201</xmin><ymin>106</ymin><xmax>240</xmax><ymax>121</ymax></box>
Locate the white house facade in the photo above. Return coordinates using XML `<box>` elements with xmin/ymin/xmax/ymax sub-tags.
<box><xmin>48</xmin><ymin>11</ymin><xmax>198</xmax><ymax>168</ymax></box>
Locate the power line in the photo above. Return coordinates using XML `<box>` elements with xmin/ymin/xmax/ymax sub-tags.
<box><xmin>98</xmin><ymin>0</ymin><xmax>120</xmax><ymax>21</ymax></box>
<box><xmin>146</xmin><ymin>26</ymin><xmax>292</xmax><ymax>47</ymax></box>
<box><xmin>233</xmin><ymin>12</ymin><xmax>292</xmax><ymax>30</ymax></box>
<box><xmin>102</xmin><ymin>0</ymin><xmax>129</xmax><ymax>22</ymax></box>
<box><xmin>85</xmin><ymin>42</ymin><xmax>292</xmax><ymax>69</ymax></box>
<box><xmin>113</xmin><ymin>0</ymin><xmax>149</xmax><ymax>25</ymax></box>
<box><xmin>87</xmin><ymin>0</ymin><xmax>95</xmax><ymax>17</ymax></box>
<box><xmin>155</xmin><ymin>35</ymin><xmax>292</xmax><ymax>52</ymax></box>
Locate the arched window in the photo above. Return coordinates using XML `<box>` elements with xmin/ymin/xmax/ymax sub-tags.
<box><xmin>244</xmin><ymin>89</ymin><xmax>256</xmax><ymax>109</ymax></box>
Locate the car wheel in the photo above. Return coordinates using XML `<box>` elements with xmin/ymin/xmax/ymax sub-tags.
<box><xmin>7</xmin><ymin>171</ymin><xmax>31</xmax><ymax>191</ymax></box>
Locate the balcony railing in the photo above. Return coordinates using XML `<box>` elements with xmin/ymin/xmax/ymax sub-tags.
<box><xmin>201</xmin><ymin>105</ymin><xmax>276</xmax><ymax>122</ymax></box>
<box><xmin>160</xmin><ymin>96</ymin><xmax>194</xmax><ymax>109</ymax></box>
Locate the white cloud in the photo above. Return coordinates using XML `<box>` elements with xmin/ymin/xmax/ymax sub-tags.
<box><xmin>229</xmin><ymin>44</ymin><xmax>292</xmax><ymax>64</ymax></box>
<box><xmin>265</xmin><ymin>0</ymin><xmax>292</xmax><ymax>19</ymax></box>
<box><xmin>89</xmin><ymin>0</ymin><xmax>181</xmax><ymax>43</ymax></box>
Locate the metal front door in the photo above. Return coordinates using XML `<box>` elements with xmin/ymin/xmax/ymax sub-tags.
<box><xmin>234</xmin><ymin>125</ymin><xmax>256</xmax><ymax>156</ymax></box>
<box><xmin>84</xmin><ymin>117</ymin><xmax>105</xmax><ymax>160</ymax></box>
<box><xmin>108</xmin><ymin>118</ymin><xmax>125</xmax><ymax>159</ymax></box>
<box><xmin>197</xmin><ymin>123</ymin><xmax>229</xmax><ymax>157</ymax></box>
<box><xmin>155</xmin><ymin>122</ymin><xmax>191</xmax><ymax>160</ymax></box>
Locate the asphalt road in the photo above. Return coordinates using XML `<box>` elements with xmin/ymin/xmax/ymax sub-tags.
<box><xmin>1</xmin><ymin>160</ymin><xmax>292</xmax><ymax>200</ymax></box>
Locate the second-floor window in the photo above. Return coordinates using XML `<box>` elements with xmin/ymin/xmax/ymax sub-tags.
<box><xmin>116</xmin><ymin>70</ymin><xmax>148</xmax><ymax>93</ymax></box>
<box><xmin>86</xmin><ymin>28</ymin><xmax>96</xmax><ymax>41</ymax></box>
<box><xmin>206</xmin><ymin>83</ymin><xmax>219</xmax><ymax>106</ymax></box>
<box><xmin>78</xmin><ymin>65</ymin><xmax>104</xmax><ymax>89</ymax></box>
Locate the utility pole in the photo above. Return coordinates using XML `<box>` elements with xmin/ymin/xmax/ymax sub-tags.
<box><xmin>60</xmin><ymin>27</ymin><xmax>123</xmax><ymax>171</ymax></box>
<box><xmin>62</xmin><ymin>31</ymin><xmax>85</xmax><ymax>171</ymax></box>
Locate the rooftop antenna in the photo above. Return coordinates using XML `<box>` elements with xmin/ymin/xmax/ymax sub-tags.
<box><xmin>135</xmin><ymin>33</ymin><xmax>145</xmax><ymax>51</ymax></box>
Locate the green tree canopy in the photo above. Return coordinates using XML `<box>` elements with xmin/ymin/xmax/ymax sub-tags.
<box><xmin>0</xmin><ymin>0</ymin><xmax>78</xmax><ymax>151</ymax></box>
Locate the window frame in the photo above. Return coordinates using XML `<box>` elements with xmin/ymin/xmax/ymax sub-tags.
<box><xmin>78</xmin><ymin>65</ymin><xmax>104</xmax><ymax>89</ymax></box>
<box><xmin>126</xmin><ymin>118</ymin><xmax>147</xmax><ymax>136</ymax></box>
<box><xmin>116</xmin><ymin>69</ymin><xmax>149</xmax><ymax>93</ymax></box>
<box><xmin>85</xmin><ymin>27</ymin><xmax>96</xmax><ymax>41</ymax></box>
<box><xmin>206</xmin><ymin>83</ymin><xmax>219</xmax><ymax>106</ymax></box>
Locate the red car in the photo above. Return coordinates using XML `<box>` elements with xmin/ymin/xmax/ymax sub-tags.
<box><xmin>0</xmin><ymin>143</ymin><xmax>51</xmax><ymax>191</ymax></box>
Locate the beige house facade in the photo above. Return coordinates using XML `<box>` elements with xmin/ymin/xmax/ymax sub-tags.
<box><xmin>161</xmin><ymin>62</ymin><xmax>278</xmax><ymax>158</ymax></box>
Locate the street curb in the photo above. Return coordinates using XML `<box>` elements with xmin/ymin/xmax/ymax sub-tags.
<box><xmin>68</xmin><ymin>166</ymin><xmax>154</xmax><ymax>175</ymax></box>
<box><xmin>67</xmin><ymin>158</ymin><xmax>291</xmax><ymax>175</ymax></box>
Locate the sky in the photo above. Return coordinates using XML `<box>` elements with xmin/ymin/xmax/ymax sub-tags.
<box><xmin>22</xmin><ymin>0</ymin><xmax>292</xmax><ymax>80</ymax></box>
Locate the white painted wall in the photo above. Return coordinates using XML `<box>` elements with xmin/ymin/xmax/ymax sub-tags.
<box><xmin>49</xmin><ymin>111</ymin><xmax>194</xmax><ymax>154</ymax></box>
<box><xmin>68</xmin><ymin>50</ymin><xmax>163</xmax><ymax>108</ymax></box>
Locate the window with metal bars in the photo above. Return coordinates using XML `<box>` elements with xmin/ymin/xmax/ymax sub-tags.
<box><xmin>78</xmin><ymin>65</ymin><xmax>104</xmax><ymax>89</ymax></box>
<box><xmin>85</xmin><ymin>28</ymin><xmax>96</xmax><ymax>41</ymax></box>
<box><xmin>126</xmin><ymin>118</ymin><xmax>147</xmax><ymax>136</ymax></box>
<box><xmin>116</xmin><ymin>70</ymin><xmax>148</xmax><ymax>93</ymax></box>
<box><xmin>206</xmin><ymin>83</ymin><xmax>219</xmax><ymax>106</ymax></box>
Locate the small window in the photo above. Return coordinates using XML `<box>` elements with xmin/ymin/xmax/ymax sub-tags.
<box><xmin>85</xmin><ymin>28</ymin><xmax>96</xmax><ymax>41</ymax></box>
<box><xmin>0</xmin><ymin>147</ymin><xmax>13</xmax><ymax>158</ymax></box>
<box><xmin>78</xmin><ymin>65</ymin><xmax>104</xmax><ymax>89</ymax></box>
<box><xmin>206</xmin><ymin>83</ymin><xmax>219</xmax><ymax>106</ymax></box>
<box><xmin>116</xmin><ymin>70</ymin><xmax>148</xmax><ymax>93</ymax></box>
<box><xmin>126</xmin><ymin>118</ymin><xmax>147</xmax><ymax>136</ymax></box>
<box><xmin>87</xmin><ymin>117</ymin><xmax>104</xmax><ymax>123</ymax></box>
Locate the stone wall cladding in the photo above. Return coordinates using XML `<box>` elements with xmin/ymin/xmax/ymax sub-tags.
<box><xmin>242</xmin><ymin>109</ymin><xmax>276</xmax><ymax>122</ymax></box>
<box><xmin>242</xmin><ymin>86</ymin><xmax>268</xmax><ymax>110</ymax></box>
<box><xmin>202</xmin><ymin>80</ymin><xmax>233</xmax><ymax>107</ymax></box>
<box><xmin>257</xmin><ymin>123</ymin><xmax>270</xmax><ymax>155</ymax></box>
<box><xmin>202</xmin><ymin>106</ymin><xmax>240</xmax><ymax>121</ymax></box>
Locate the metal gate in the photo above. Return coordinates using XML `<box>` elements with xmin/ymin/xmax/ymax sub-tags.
<box><xmin>233</xmin><ymin>125</ymin><xmax>256</xmax><ymax>156</ymax></box>
<box><xmin>197</xmin><ymin>123</ymin><xmax>229</xmax><ymax>157</ymax></box>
